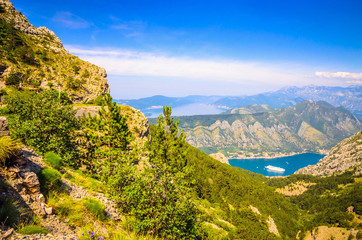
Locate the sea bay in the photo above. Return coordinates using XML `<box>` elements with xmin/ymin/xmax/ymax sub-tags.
<box><xmin>229</xmin><ymin>153</ymin><xmax>325</xmax><ymax>176</ymax></box>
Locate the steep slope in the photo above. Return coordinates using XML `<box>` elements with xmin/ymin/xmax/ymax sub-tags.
<box><xmin>0</xmin><ymin>0</ymin><xmax>109</xmax><ymax>102</ymax></box>
<box><xmin>295</xmin><ymin>131</ymin><xmax>362</xmax><ymax>176</ymax></box>
<box><xmin>169</xmin><ymin>101</ymin><xmax>362</xmax><ymax>157</ymax></box>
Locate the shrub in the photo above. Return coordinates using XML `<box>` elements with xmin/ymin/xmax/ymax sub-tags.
<box><xmin>82</xmin><ymin>197</ymin><xmax>106</xmax><ymax>221</ymax></box>
<box><xmin>44</xmin><ymin>151</ymin><xmax>62</xmax><ymax>169</ymax></box>
<box><xmin>18</xmin><ymin>225</ymin><xmax>49</xmax><ymax>235</ymax></box>
<box><xmin>0</xmin><ymin>136</ymin><xmax>20</xmax><ymax>165</ymax></box>
<box><xmin>357</xmin><ymin>230</ymin><xmax>362</xmax><ymax>240</ymax></box>
<box><xmin>38</xmin><ymin>167</ymin><xmax>62</xmax><ymax>193</ymax></box>
<box><xmin>5</xmin><ymin>89</ymin><xmax>79</xmax><ymax>166</ymax></box>
<box><xmin>5</xmin><ymin>72</ymin><xmax>21</xmax><ymax>86</ymax></box>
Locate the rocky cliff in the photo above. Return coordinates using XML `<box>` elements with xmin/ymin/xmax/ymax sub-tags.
<box><xmin>175</xmin><ymin>101</ymin><xmax>362</xmax><ymax>157</ymax></box>
<box><xmin>295</xmin><ymin>131</ymin><xmax>362</xmax><ymax>176</ymax></box>
<box><xmin>0</xmin><ymin>0</ymin><xmax>109</xmax><ymax>102</ymax></box>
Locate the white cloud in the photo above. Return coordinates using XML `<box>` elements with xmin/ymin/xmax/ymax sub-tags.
<box><xmin>67</xmin><ymin>46</ymin><xmax>307</xmax><ymax>86</ymax></box>
<box><xmin>52</xmin><ymin>12</ymin><xmax>91</xmax><ymax>29</ymax></box>
<box><xmin>315</xmin><ymin>71</ymin><xmax>362</xmax><ymax>80</ymax></box>
<box><xmin>346</xmin><ymin>80</ymin><xmax>362</xmax><ymax>85</ymax></box>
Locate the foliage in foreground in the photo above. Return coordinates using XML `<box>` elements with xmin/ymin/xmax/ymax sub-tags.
<box><xmin>18</xmin><ymin>224</ymin><xmax>49</xmax><ymax>235</ymax></box>
<box><xmin>82</xmin><ymin>103</ymin><xmax>199</xmax><ymax>239</ymax></box>
<box><xmin>82</xmin><ymin>197</ymin><xmax>106</xmax><ymax>221</ymax></box>
<box><xmin>5</xmin><ymin>89</ymin><xmax>79</xmax><ymax>166</ymax></box>
<box><xmin>0</xmin><ymin>136</ymin><xmax>20</xmax><ymax>165</ymax></box>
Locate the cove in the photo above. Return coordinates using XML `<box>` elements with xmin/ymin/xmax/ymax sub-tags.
<box><xmin>229</xmin><ymin>153</ymin><xmax>325</xmax><ymax>177</ymax></box>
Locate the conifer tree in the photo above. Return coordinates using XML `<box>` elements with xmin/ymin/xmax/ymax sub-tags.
<box><xmin>83</xmin><ymin>94</ymin><xmax>132</xmax><ymax>177</ymax></box>
<box><xmin>118</xmin><ymin>106</ymin><xmax>198</xmax><ymax>239</ymax></box>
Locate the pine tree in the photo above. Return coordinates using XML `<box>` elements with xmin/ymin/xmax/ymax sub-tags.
<box><xmin>83</xmin><ymin>94</ymin><xmax>132</xmax><ymax>178</ymax></box>
<box><xmin>149</xmin><ymin>106</ymin><xmax>189</xmax><ymax>175</ymax></box>
<box><xmin>118</xmin><ymin>106</ymin><xmax>198</xmax><ymax>239</ymax></box>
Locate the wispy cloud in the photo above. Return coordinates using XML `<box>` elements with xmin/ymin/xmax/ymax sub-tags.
<box><xmin>315</xmin><ymin>71</ymin><xmax>362</xmax><ymax>80</ymax></box>
<box><xmin>52</xmin><ymin>12</ymin><xmax>91</xmax><ymax>29</ymax></box>
<box><xmin>109</xmin><ymin>17</ymin><xmax>147</xmax><ymax>38</ymax></box>
<box><xmin>67</xmin><ymin>46</ymin><xmax>307</xmax><ymax>86</ymax></box>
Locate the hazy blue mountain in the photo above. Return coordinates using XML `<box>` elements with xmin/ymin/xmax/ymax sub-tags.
<box><xmin>115</xmin><ymin>85</ymin><xmax>362</xmax><ymax>118</ymax></box>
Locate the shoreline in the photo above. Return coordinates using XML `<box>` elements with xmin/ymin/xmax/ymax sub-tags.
<box><xmin>227</xmin><ymin>150</ymin><xmax>329</xmax><ymax>160</ymax></box>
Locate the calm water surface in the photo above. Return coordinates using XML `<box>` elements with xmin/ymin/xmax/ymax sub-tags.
<box><xmin>229</xmin><ymin>153</ymin><xmax>325</xmax><ymax>176</ymax></box>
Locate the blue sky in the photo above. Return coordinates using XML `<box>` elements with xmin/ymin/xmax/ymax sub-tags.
<box><xmin>11</xmin><ymin>0</ymin><xmax>362</xmax><ymax>99</ymax></box>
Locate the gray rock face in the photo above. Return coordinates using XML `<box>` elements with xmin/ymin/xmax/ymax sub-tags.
<box><xmin>0</xmin><ymin>116</ymin><xmax>9</xmax><ymax>135</ymax></box>
<box><xmin>295</xmin><ymin>131</ymin><xmax>362</xmax><ymax>176</ymax></box>
<box><xmin>22</xmin><ymin>172</ymin><xmax>41</xmax><ymax>193</ymax></box>
<box><xmin>0</xmin><ymin>0</ymin><xmax>63</xmax><ymax>51</ymax></box>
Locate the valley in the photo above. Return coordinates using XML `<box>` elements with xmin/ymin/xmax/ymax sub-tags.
<box><xmin>0</xmin><ymin>0</ymin><xmax>361</xmax><ymax>240</ymax></box>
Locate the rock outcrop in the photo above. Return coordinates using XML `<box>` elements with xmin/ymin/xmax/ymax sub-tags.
<box><xmin>295</xmin><ymin>131</ymin><xmax>362</xmax><ymax>176</ymax></box>
<box><xmin>209</xmin><ymin>152</ymin><xmax>229</xmax><ymax>165</ymax></box>
<box><xmin>0</xmin><ymin>0</ymin><xmax>109</xmax><ymax>103</ymax></box>
<box><xmin>0</xmin><ymin>116</ymin><xmax>9</xmax><ymax>135</ymax></box>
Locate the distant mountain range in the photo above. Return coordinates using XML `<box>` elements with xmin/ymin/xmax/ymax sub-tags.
<box><xmin>115</xmin><ymin>85</ymin><xmax>362</xmax><ymax>119</ymax></box>
<box><xmin>149</xmin><ymin>101</ymin><xmax>362</xmax><ymax>158</ymax></box>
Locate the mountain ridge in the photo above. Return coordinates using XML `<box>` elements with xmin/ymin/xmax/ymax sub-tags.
<box><xmin>117</xmin><ymin>85</ymin><xmax>362</xmax><ymax>119</ymax></box>
<box><xmin>162</xmin><ymin>100</ymin><xmax>362</xmax><ymax>158</ymax></box>
<box><xmin>0</xmin><ymin>0</ymin><xmax>109</xmax><ymax>102</ymax></box>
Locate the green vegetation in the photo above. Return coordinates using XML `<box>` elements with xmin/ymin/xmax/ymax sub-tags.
<box><xmin>5</xmin><ymin>89</ymin><xmax>80</xmax><ymax>166</ymax></box>
<box><xmin>48</xmin><ymin>194</ymin><xmax>87</xmax><ymax>227</ymax></box>
<box><xmin>115</xmin><ymin>106</ymin><xmax>198</xmax><ymax>239</ymax></box>
<box><xmin>44</xmin><ymin>151</ymin><xmax>62</xmax><ymax>169</ymax></box>
<box><xmin>82</xmin><ymin>197</ymin><xmax>106</xmax><ymax>221</ymax></box>
<box><xmin>81</xmin><ymin>94</ymin><xmax>132</xmax><ymax>175</ymax></box>
<box><xmin>0</xmin><ymin>136</ymin><xmax>19</xmax><ymax>165</ymax></box>
<box><xmin>0</xmin><ymin>197</ymin><xmax>21</xmax><ymax>227</ymax></box>
<box><xmin>268</xmin><ymin>173</ymin><xmax>362</xmax><ymax>231</ymax></box>
<box><xmin>18</xmin><ymin>225</ymin><xmax>49</xmax><ymax>235</ymax></box>
<box><xmin>38</xmin><ymin>167</ymin><xmax>62</xmax><ymax>194</ymax></box>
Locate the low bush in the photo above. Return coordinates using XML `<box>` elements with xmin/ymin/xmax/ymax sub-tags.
<box><xmin>38</xmin><ymin>167</ymin><xmax>62</xmax><ymax>193</ymax></box>
<box><xmin>44</xmin><ymin>152</ymin><xmax>62</xmax><ymax>169</ymax></box>
<box><xmin>18</xmin><ymin>225</ymin><xmax>49</xmax><ymax>235</ymax></box>
<box><xmin>82</xmin><ymin>197</ymin><xmax>106</xmax><ymax>221</ymax></box>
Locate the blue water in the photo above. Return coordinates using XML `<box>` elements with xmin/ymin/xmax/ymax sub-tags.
<box><xmin>229</xmin><ymin>153</ymin><xmax>325</xmax><ymax>176</ymax></box>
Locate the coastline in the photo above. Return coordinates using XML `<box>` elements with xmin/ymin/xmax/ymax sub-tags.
<box><xmin>227</xmin><ymin>150</ymin><xmax>329</xmax><ymax>160</ymax></box>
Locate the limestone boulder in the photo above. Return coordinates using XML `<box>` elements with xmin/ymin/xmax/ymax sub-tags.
<box><xmin>0</xmin><ymin>116</ymin><xmax>9</xmax><ymax>136</ymax></box>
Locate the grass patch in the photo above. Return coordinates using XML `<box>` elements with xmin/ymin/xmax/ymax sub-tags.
<box><xmin>0</xmin><ymin>198</ymin><xmax>21</xmax><ymax>227</ymax></box>
<box><xmin>37</xmin><ymin>167</ymin><xmax>62</xmax><ymax>194</ymax></box>
<box><xmin>48</xmin><ymin>194</ymin><xmax>86</xmax><ymax>227</ymax></box>
<box><xmin>64</xmin><ymin>170</ymin><xmax>104</xmax><ymax>193</ymax></box>
<box><xmin>83</xmin><ymin>197</ymin><xmax>106</xmax><ymax>221</ymax></box>
<box><xmin>44</xmin><ymin>151</ymin><xmax>62</xmax><ymax>169</ymax></box>
<box><xmin>18</xmin><ymin>224</ymin><xmax>49</xmax><ymax>235</ymax></box>
<box><xmin>0</xmin><ymin>136</ymin><xmax>20</xmax><ymax>165</ymax></box>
